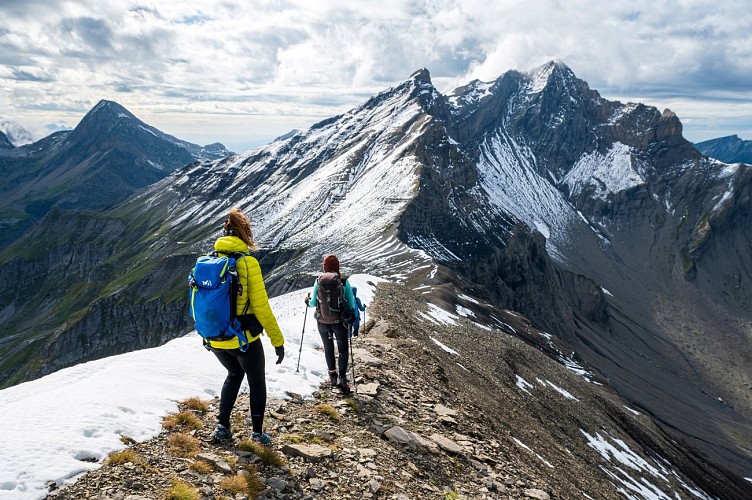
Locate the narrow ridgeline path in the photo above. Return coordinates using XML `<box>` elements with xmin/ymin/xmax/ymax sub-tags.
<box><xmin>47</xmin><ymin>283</ymin><xmax>635</xmax><ymax>500</ymax></box>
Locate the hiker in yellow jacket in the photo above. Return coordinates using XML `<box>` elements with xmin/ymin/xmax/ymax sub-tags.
<box><xmin>207</xmin><ymin>207</ymin><xmax>284</xmax><ymax>446</ymax></box>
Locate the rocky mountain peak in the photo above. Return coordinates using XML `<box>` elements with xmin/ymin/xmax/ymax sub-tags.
<box><xmin>409</xmin><ymin>67</ymin><xmax>432</xmax><ymax>85</ymax></box>
<box><xmin>85</xmin><ymin>99</ymin><xmax>136</xmax><ymax>123</ymax></box>
<box><xmin>656</xmin><ymin>108</ymin><xmax>683</xmax><ymax>139</ymax></box>
<box><xmin>65</xmin><ymin>99</ymin><xmax>146</xmax><ymax>148</ymax></box>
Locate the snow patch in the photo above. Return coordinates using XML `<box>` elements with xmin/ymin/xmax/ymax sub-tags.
<box><xmin>562</xmin><ymin>142</ymin><xmax>644</xmax><ymax>200</ymax></box>
<box><xmin>424</xmin><ymin>303</ymin><xmax>459</xmax><ymax>326</ymax></box>
<box><xmin>581</xmin><ymin>430</ymin><xmax>712</xmax><ymax>499</ymax></box>
<box><xmin>455</xmin><ymin>304</ymin><xmax>476</xmax><ymax>318</ymax></box>
<box><xmin>623</xmin><ymin>406</ymin><xmax>641</xmax><ymax>416</ymax></box>
<box><xmin>533</xmin><ymin>221</ymin><xmax>550</xmax><ymax>239</ymax></box>
<box><xmin>430</xmin><ymin>337</ymin><xmax>459</xmax><ymax>356</ymax></box>
<box><xmin>515</xmin><ymin>375</ymin><xmax>534</xmax><ymax>395</ymax></box>
<box><xmin>546</xmin><ymin>380</ymin><xmax>579</xmax><ymax>401</ymax></box>
<box><xmin>457</xmin><ymin>293</ymin><xmax>479</xmax><ymax>304</ymax></box>
<box><xmin>512</xmin><ymin>437</ymin><xmax>555</xmax><ymax>468</ymax></box>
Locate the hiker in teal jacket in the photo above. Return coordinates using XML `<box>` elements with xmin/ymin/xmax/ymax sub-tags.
<box><xmin>305</xmin><ymin>254</ymin><xmax>356</xmax><ymax>393</ymax></box>
<box><xmin>351</xmin><ymin>287</ymin><xmax>366</xmax><ymax>336</ymax></box>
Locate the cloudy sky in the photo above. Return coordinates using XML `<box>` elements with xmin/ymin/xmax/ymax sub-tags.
<box><xmin>1</xmin><ymin>0</ymin><xmax>750</xmax><ymax>152</ymax></box>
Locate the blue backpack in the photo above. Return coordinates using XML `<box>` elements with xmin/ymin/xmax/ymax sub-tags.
<box><xmin>188</xmin><ymin>252</ymin><xmax>249</xmax><ymax>351</ymax></box>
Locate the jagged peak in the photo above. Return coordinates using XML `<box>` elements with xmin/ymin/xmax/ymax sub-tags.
<box><xmin>524</xmin><ymin>60</ymin><xmax>578</xmax><ymax>93</ymax></box>
<box><xmin>85</xmin><ymin>100</ymin><xmax>136</xmax><ymax>121</ymax></box>
<box><xmin>409</xmin><ymin>67</ymin><xmax>432</xmax><ymax>85</ymax></box>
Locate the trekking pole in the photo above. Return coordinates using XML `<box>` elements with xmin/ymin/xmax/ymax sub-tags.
<box><xmin>296</xmin><ymin>294</ymin><xmax>310</xmax><ymax>372</ymax></box>
<box><xmin>349</xmin><ymin>324</ymin><xmax>357</xmax><ymax>394</ymax></box>
<box><xmin>362</xmin><ymin>305</ymin><xmax>367</xmax><ymax>336</ymax></box>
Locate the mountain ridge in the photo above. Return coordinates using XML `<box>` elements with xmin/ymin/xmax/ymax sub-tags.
<box><xmin>695</xmin><ymin>134</ymin><xmax>752</xmax><ymax>164</ymax></box>
<box><xmin>0</xmin><ymin>62</ymin><xmax>750</xmax><ymax>482</ymax></box>
<box><xmin>0</xmin><ymin>100</ymin><xmax>232</xmax><ymax>248</ymax></box>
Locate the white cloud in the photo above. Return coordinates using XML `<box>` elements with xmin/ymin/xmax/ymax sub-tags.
<box><xmin>1</xmin><ymin>0</ymin><xmax>751</xmax><ymax>150</ymax></box>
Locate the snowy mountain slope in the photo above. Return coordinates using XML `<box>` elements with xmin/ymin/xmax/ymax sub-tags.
<box><xmin>0</xmin><ymin>61</ymin><xmax>750</xmax><ymax>484</ymax></box>
<box><xmin>135</xmin><ymin>70</ymin><xmax>444</xmax><ymax>282</ymax></box>
<box><xmin>475</xmin><ymin>129</ymin><xmax>588</xmax><ymax>261</ymax></box>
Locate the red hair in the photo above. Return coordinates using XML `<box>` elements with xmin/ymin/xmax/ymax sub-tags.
<box><xmin>224</xmin><ymin>207</ymin><xmax>257</xmax><ymax>250</ymax></box>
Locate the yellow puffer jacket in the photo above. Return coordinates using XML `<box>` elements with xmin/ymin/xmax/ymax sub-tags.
<box><xmin>205</xmin><ymin>236</ymin><xmax>284</xmax><ymax>350</ymax></box>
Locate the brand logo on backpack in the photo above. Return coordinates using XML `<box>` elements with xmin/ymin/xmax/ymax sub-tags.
<box><xmin>188</xmin><ymin>252</ymin><xmax>249</xmax><ymax>351</ymax></box>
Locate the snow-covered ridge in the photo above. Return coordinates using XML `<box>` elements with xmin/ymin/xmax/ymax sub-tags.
<box><xmin>160</xmin><ymin>69</ymin><xmax>436</xmax><ymax>281</ymax></box>
<box><xmin>526</xmin><ymin>62</ymin><xmax>557</xmax><ymax>94</ymax></box>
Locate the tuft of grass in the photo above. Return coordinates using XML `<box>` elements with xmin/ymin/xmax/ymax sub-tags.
<box><xmin>162</xmin><ymin>411</ymin><xmax>204</xmax><ymax>431</ymax></box>
<box><xmin>167</xmin><ymin>433</ymin><xmax>201</xmax><ymax>458</ymax></box>
<box><xmin>189</xmin><ymin>460</ymin><xmax>214</xmax><ymax>474</ymax></box>
<box><xmin>243</xmin><ymin>465</ymin><xmax>264</xmax><ymax>497</ymax></box>
<box><xmin>443</xmin><ymin>492</ymin><xmax>460</xmax><ymax>500</ymax></box>
<box><xmin>222</xmin><ymin>453</ymin><xmax>238</xmax><ymax>468</ymax></box>
<box><xmin>105</xmin><ymin>449</ymin><xmax>140</xmax><ymax>466</ymax></box>
<box><xmin>181</xmin><ymin>397</ymin><xmax>209</xmax><ymax>414</ymax></box>
<box><xmin>314</xmin><ymin>403</ymin><xmax>340</xmax><ymax>422</ymax></box>
<box><xmin>285</xmin><ymin>434</ymin><xmax>304</xmax><ymax>444</ymax></box>
<box><xmin>344</xmin><ymin>399</ymin><xmax>360</xmax><ymax>412</ymax></box>
<box><xmin>165</xmin><ymin>478</ymin><xmax>200</xmax><ymax>500</ymax></box>
<box><xmin>220</xmin><ymin>474</ymin><xmax>250</xmax><ymax>495</ymax></box>
<box><xmin>237</xmin><ymin>439</ymin><xmax>286</xmax><ymax>466</ymax></box>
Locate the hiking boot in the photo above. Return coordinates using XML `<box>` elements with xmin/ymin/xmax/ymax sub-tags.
<box><xmin>210</xmin><ymin>424</ymin><xmax>232</xmax><ymax>443</ymax></box>
<box><xmin>252</xmin><ymin>431</ymin><xmax>272</xmax><ymax>446</ymax></box>
<box><xmin>337</xmin><ymin>376</ymin><xmax>351</xmax><ymax>394</ymax></box>
<box><xmin>328</xmin><ymin>370</ymin><xmax>338</xmax><ymax>386</ymax></box>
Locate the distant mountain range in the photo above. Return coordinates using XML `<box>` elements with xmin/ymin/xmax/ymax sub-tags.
<box><xmin>0</xmin><ymin>100</ymin><xmax>232</xmax><ymax>248</ymax></box>
<box><xmin>0</xmin><ymin>62</ymin><xmax>750</xmax><ymax>492</ymax></box>
<box><xmin>695</xmin><ymin>134</ymin><xmax>752</xmax><ymax>164</ymax></box>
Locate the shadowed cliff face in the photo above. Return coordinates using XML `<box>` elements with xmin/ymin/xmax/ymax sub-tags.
<box><xmin>396</xmin><ymin>62</ymin><xmax>752</xmax><ymax>477</ymax></box>
<box><xmin>0</xmin><ymin>63</ymin><xmax>750</xmax><ymax>479</ymax></box>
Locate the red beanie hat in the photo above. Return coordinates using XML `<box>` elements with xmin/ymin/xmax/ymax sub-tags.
<box><xmin>322</xmin><ymin>254</ymin><xmax>340</xmax><ymax>273</ymax></box>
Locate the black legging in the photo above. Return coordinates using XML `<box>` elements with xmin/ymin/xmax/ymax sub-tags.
<box><xmin>317</xmin><ymin>321</ymin><xmax>349</xmax><ymax>376</ymax></box>
<box><xmin>212</xmin><ymin>338</ymin><xmax>266</xmax><ymax>434</ymax></box>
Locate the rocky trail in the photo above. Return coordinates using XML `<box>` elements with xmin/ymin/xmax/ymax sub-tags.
<box><xmin>45</xmin><ymin>283</ymin><xmax>732</xmax><ymax>499</ymax></box>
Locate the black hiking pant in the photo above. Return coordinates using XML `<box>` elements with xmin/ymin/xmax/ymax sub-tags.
<box><xmin>317</xmin><ymin>321</ymin><xmax>349</xmax><ymax>377</ymax></box>
<box><xmin>212</xmin><ymin>338</ymin><xmax>266</xmax><ymax>434</ymax></box>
